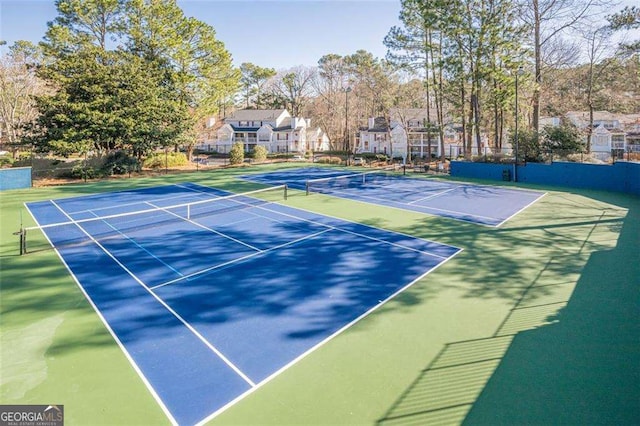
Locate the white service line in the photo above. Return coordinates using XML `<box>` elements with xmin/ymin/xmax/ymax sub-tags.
<box><xmin>407</xmin><ymin>188</ymin><xmax>456</xmax><ymax>204</ymax></box>
<box><xmin>238</xmin><ymin>200</ymin><xmax>455</xmax><ymax>260</ymax></box>
<box><xmin>144</xmin><ymin>201</ymin><xmax>263</xmax><ymax>252</ymax></box>
<box><xmin>151</xmin><ymin>228</ymin><xmax>333</xmax><ymax>290</ymax></box>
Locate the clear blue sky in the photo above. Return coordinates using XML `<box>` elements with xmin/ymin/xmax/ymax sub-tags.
<box><xmin>0</xmin><ymin>0</ymin><xmax>402</xmax><ymax>70</ymax></box>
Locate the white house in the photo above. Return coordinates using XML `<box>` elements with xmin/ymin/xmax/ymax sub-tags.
<box><xmin>561</xmin><ymin>111</ymin><xmax>636</xmax><ymax>159</ymax></box>
<box><xmin>590</xmin><ymin>124</ymin><xmax>627</xmax><ymax>159</ymax></box>
<box><xmin>214</xmin><ymin>109</ymin><xmax>329</xmax><ymax>154</ymax></box>
<box><xmin>356</xmin><ymin>109</ymin><xmax>463</xmax><ymax>160</ymax></box>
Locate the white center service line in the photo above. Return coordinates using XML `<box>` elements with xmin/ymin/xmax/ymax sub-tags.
<box><xmin>407</xmin><ymin>188</ymin><xmax>456</xmax><ymax>204</ymax></box>
<box><xmin>151</xmin><ymin>228</ymin><xmax>332</xmax><ymax>290</ymax></box>
<box><xmin>144</xmin><ymin>201</ymin><xmax>263</xmax><ymax>252</ymax></box>
<box><xmin>86</xmin><ymin>210</ymin><xmax>184</xmax><ymax>278</ymax></box>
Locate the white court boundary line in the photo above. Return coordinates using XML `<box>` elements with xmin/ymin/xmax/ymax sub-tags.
<box><xmin>494</xmin><ymin>191</ymin><xmax>548</xmax><ymax>227</ymax></box>
<box><xmin>313</xmin><ymin>186</ymin><xmax>500</xmax><ymax>225</ymax></box>
<box><xmin>23</xmin><ymin>201</ymin><xmax>179</xmax><ymax>426</ymax></box>
<box><xmin>29</xmin><ymin>183</ymin><xmax>465</xmax><ymax>426</ymax></box>
<box><xmin>194</xmin><ymin>238</ymin><xmax>464</xmax><ymax>426</ymax></box>
<box><xmin>48</xmin><ymin>199</ymin><xmax>257</xmax><ymax>390</ymax></box>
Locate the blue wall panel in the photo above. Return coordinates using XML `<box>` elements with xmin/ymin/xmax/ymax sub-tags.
<box><xmin>0</xmin><ymin>167</ymin><xmax>32</xmax><ymax>191</ymax></box>
<box><xmin>451</xmin><ymin>161</ymin><xmax>640</xmax><ymax>196</ymax></box>
<box><xmin>619</xmin><ymin>162</ymin><xmax>640</xmax><ymax>195</ymax></box>
<box><xmin>449</xmin><ymin>162</ymin><xmax>513</xmax><ymax>181</ymax></box>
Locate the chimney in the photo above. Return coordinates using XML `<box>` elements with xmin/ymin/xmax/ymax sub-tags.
<box><xmin>291</xmin><ymin>117</ymin><xmax>298</xmax><ymax>129</ymax></box>
<box><xmin>368</xmin><ymin>117</ymin><xmax>375</xmax><ymax>129</ymax></box>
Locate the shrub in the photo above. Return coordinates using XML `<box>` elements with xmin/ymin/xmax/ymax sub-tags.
<box><xmin>143</xmin><ymin>151</ymin><xmax>188</xmax><ymax>169</ymax></box>
<box><xmin>316</xmin><ymin>156</ymin><xmax>342</xmax><ymax>164</ymax></box>
<box><xmin>253</xmin><ymin>145</ymin><xmax>268</xmax><ymax>162</ymax></box>
<box><xmin>229</xmin><ymin>142</ymin><xmax>244</xmax><ymax>165</ymax></box>
<box><xmin>68</xmin><ymin>164</ymin><xmax>99</xmax><ymax>179</ymax></box>
<box><xmin>0</xmin><ymin>156</ymin><xmax>13</xmax><ymax>168</ymax></box>
<box><xmin>541</xmin><ymin>124</ymin><xmax>584</xmax><ymax>157</ymax></box>
<box><xmin>511</xmin><ymin>128</ymin><xmax>542</xmax><ymax>162</ymax></box>
<box><xmin>102</xmin><ymin>151</ymin><xmax>140</xmax><ymax>175</ymax></box>
<box><xmin>628</xmin><ymin>152</ymin><xmax>640</xmax><ymax>162</ymax></box>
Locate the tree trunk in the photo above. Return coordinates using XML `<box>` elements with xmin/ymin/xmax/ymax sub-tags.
<box><xmin>532</xmin><ymin>0</ymin><xmax>541</xmax><ymax>135</ymax></box>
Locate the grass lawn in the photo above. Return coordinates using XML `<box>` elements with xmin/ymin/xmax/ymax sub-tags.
<box><xmin>1</xmin><ymin>163</ymin><xmax>638</xmax><ymax>425</ymax></box>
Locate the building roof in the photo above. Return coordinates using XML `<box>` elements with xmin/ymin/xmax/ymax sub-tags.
<box><xmin>593</xmin><ymin>124</ymin><xmax>627</xmax><ymax>134</ymax></box>
<box><xmin>230</xmin><ymin>125</ymin><xmax>260</xmax><ymax>132</ymax></box>
<box><xmin>226</xmin><ymin>109</ymin><xmax>288</xmax><ymax>121</ymax></box>
<box><xmin>390</xmin><ymin>108</ymin><xmax>426</xmax><ymax>120</ymax></box>
<box><xmin>361</xmin><ymin>117</ymin><xmax>390</xmax><ymax>132</ymax></box>
<box><xmin>566</xmin><ymin>110</ymin><xmax>620</xmax><ymax>122</ymax></box>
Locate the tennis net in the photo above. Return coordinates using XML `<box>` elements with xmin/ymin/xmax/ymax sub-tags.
<box><xmin>19</xmin><ymin>184</ymin><xmax>287</xmax><ymax>255</ymax></box>
<box><xmin>305</xmin><ymin>166</ymin><xmax>399</xmax><ymax>195</ymax></box>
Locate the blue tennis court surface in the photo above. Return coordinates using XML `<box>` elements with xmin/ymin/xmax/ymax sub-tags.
<box><xmin>26</xmin><ymin>183</ymin><xmax>461</xmax><ymax>425</ymax></box>
<box><xmin>241</xmin><ymin>167</ymin><xmax>545</xmax><ymax>226</ymax></box>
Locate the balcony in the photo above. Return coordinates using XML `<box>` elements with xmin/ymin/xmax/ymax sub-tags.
<box><xmin>612</xmin><ymin>142</ymin><xmax>626</xmax><ymax>149</ymax></box>
<box><xmin>233</xmin><ymin>137</ymin><xmax>257</xmax><ymax>143</ymax></box>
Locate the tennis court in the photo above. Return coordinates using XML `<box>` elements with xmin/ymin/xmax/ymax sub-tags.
<box><xmin>24</xmin><ymin>182</ymin><xmax>461</xmax><ymax>425</ymax></box>
<box><xmin>241</xmin><ymin>168</ymin><xmax>545</xmax><ymax>226</ymax></box>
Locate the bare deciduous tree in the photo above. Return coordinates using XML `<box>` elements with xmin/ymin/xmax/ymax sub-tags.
<box><xmin>0</xmin><ymin>41</ymin><xmax>48</xmax><ymax>158</ymax></box>
<box><xmin>519</xmin><ymin>0</ymin><xmax>610</xmax><ymax>134</ymax></box>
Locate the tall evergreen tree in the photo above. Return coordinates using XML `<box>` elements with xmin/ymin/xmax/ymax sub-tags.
<box><xmin>30</xmin><ymin>0</ymin><xmax>238</xmax><ymax>160</ymax></box>
<box><xmin>239</xmin><ymin>63</ymin><xmax>276</xmax><ymax>109</ymax></box>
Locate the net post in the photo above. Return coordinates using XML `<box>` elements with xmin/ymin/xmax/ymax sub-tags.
<box><xmin>14</xmin><ymin>228</ymin><xmax>26</xmax><ymax>255</ymax></box>
<box><xmin>306</xmin><ymin>181</ymin><xmax>310</xmax><ymax>196</ymax></box>
<box><xmin>284</xmin><ymin>184</ymin><xmax>288</xmax><ymax>200</ymax></box>
<box><xmin>187</xmin><ymin>204</ymin><xmax>191</xmax><ymax>220</ymax></box>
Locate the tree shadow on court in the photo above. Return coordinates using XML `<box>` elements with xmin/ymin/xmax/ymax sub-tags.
<box><xmin>73</xmin><ymin>217</ymin><xmax>448</xmax><ymax>349</ymax></box>
<box><xmin>4</xmin><ymin>169</ymin><xmax>637</xmax><ymax>423</ymax></box>
<box><xmin>460</xmin><ymin>194</ymin><xmax>639</xmax><ymax>425</ymax></box>
<box><xmin>376</xmin><ymin>189</ymin><xmax>638</xmax><ymax>425</ymax></box>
